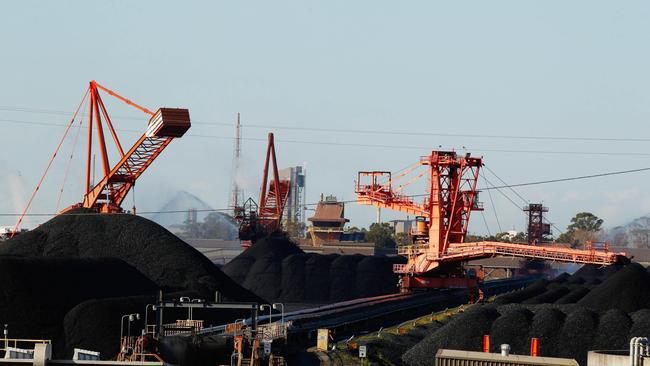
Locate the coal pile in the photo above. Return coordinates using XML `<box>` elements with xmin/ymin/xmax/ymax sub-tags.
<box><xmin>62</xmin><ymin>295</ymin><xmax>154</xmax><ymax>359</ymax></box>
<box><xmin>400</xmin><ymin>263</ymin><xmax>650</xmax><ymax>366</ymax></box>
<box><xmin>629</xmin><ymin>309</ymin><xmax>650</xmax><ymax>338</ymax></box>
<box><xmin>592</xmin><ymin>309</ymin><xmax>632</xmax><ymax>351</ymax></box>
<box><xmin>493</xmin><ymin>279</ymin><xmax>548</xmax><ymax>304</ymax></box>
<box><xmin>529</xmin><ymin>306</ymin><xmax>566</xmax><ymax>356</ymax></box>
<box><xmin>0</xmin><ymin>257</ymin><xmax>157</xmax><ymax>357</ymax></box>
<box><xmin>554</xmin><ymin>285</ymin><xmax>590</xmax><ymax>304</ymax></box>
<box><xmin>0</xmin><ymin>211</ymin><xmax>261</xmax><ymax>360</ymax></box>
<box><xmin>222</xmin><ymin>235</ymin><xmax>405</xmax><ymax>303</ymax></box>
<box><xmin>366</xmin><ymin>322</ymin><xmax>444</xmax><ymax>365</ymax></box>
<box><xmin>555</xmin><ymin>308</ymin><xmax>598</xmax><ymax>363</ymax></box>
<box><xmin>402</xmin><ymin>306</ymin><xmax>500</xmax><ymax>366</ymax></box>
<box><xmin>1</xmin><ymin>209</ymin><xmax>259</xmax><ymax>301</ymax></box>
<box><xmin>577</xmin><ymin>263</ymin><xmax>650</xmax><ymax>313</ymax></box>
<box><xmin>488</xmin><ymin>306</ymin><xmax>533</xmax><ymax>353</ymax></box>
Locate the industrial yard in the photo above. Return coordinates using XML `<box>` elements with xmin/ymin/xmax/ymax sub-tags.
<box><xmin>2</xmin><ymin>2</ymin><xmax>650</xmax><ymax>366</ymax></box>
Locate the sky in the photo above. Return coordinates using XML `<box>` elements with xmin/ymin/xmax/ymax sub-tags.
<box><xmin>1</xmin><ymin>1</ymin><xmax>650</xmax><ymax>236</ymax></box>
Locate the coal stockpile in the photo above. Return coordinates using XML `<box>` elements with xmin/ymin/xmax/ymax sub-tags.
<box><xmin>365</xmin><ymin>322</ymin><xmax>444</xmax><ymax>366</ymax></box>
<box><xmin>222</xmin><ymin>235</ymin><xmax>405</xmax><ymax>303</ymax></box>
<box><xmin>303</xmin><ymin>253</ymin><xmax>338</xmax><ymax>302</ymax></box>
<box><xmin>554</xmin><ymin>285</ymin><xmax>590</xmax><ymax>304</ymax></box>
<box><xmin>401</xmin><ymin>306</ymin><xmax>500</xmax><ymax>366</ymax></box>
<box><xmin>529</xmin><ymin>306</ymin><xmax>566</xmax><ymax>356</ymax></box>
<box><xmin>0</xmin><ymin>257</ymin><xmax>157</xmax><ymax>357</ymax></box>
<box><xmin>1</xmin><ymin>209</ymin><xmax>260</xmax><ymax>302</ymax></box>
<box><xmin>329</xmin><ymin>255</ymin><xmax>364</xmax><ymax>302</ymax></box>
<box><xmin>629</xmin><ymin>309</ymin><xmax>650</xmax><ymax>338</ymax></box>
<box><xmin>592</xmin><ymin>309</ymin><xmax>632</xmax><ymax>351</ymax></box>
<box><xmin>0</xmin><ymin>211</ymin><xmax>262</xmax><ymax>360</ymax></box>
<box><xmin>555</xmin><ymin>308</ymin><xmax>598</xmax><ymax>364</ymax></box>
<box><xmin>62</xmin><ymin>295</ymin><xmax>154</xmax><ymax>359</ymax></box>
<box><xmin>522</xmin><ymin>285</ymin><xmax>570</xmax><ymax>304</ymax></box>
<box><xmin>488</xmin><ymin>306</ymin><xmax>533</xmax><ymax>353</ymax></box>
<box><xmin>493</xmin><ymin>279</ymin><xmax>548</xmax><ymax>304</ymax></box>
<box><xmin>577</xmin><ymin>263</ymin><xmax>650</xmax><ymax>313</ymax></box>
<box><xmin>399</xmin><ymin>262</ymin><xmax>650</xmax><ymax>366</ymax></box>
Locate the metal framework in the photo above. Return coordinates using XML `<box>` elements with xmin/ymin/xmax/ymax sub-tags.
<box><xmin>355</xmin><ymin>150</ymin><xmax>627</xmax><ymax>289</ymax></box>
<box><xmin>236</xmin><ymin>133</ymin><xmax>291</xmax><ymax>241</ymax></box>
<box><xmin>525</xmin><ymin>203</ymin><xmax>552</xmax><ymax>244</ymax></box>
<box><xmin>63</xmin><ymin>80</ymin><xmax>190</xmax><ymax>214</ymax></box>
<box><xmin>357</xmin><ymin>151</ymin><xmax>483</xmax><ymax>257</ymax></box>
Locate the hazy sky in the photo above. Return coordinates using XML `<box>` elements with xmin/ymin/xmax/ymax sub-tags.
<box><xmin>1</xmin><ymin>1</ymin><xmax>650</xmax><ymax>235</ymax></box>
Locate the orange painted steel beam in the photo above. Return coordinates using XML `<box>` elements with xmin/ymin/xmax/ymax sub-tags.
<box><xmin>394</xmin><ymin>241</ymin><xmax>624</xmax><ymax>274</ymax></box>
<box><xmin>92</xmin><ymin>80</ymin><xmax>155</xmax><ymax>116</ymax></box>
<box><xmin>62</xmin><ymin>81</ymin><xmax>190</xmax><ymax>214</ymax></box>
<box><xmin>258</xmin><ymin>133</ymin><xmax>290</xmax><ymax>225</ymax></box>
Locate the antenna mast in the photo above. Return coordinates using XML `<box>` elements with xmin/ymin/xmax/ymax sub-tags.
<box><xmin>230</xmin><ymin>113</ymin><xmax>242</xmax><ymax>215</ymax></box>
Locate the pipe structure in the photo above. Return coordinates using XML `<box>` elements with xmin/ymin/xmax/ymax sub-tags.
<box><xmin>144</xmin><ymin>304</ymin><xmax>156</xmax><ymax>335</ymax></box>
<box><xmin>260</xmin><ymin>304</ymin><xmax>272</xmax><ymax>325</ymax></box>
<box><xmin>630</xmin><ymin>337</ymin><xmax>648</xmax><ymax>366</ymax></box>
<box><xmin>500</xmin><ymin>344</ymin><xmax>510</xmax><ymax>357</ymax></box>
<box><xmin>120</xmin><ymin>315</ymin><xmax>130</xmax><ymax>352</ymax></box>
<box><xmin>3</xmin><ymin>324</ymin><xmax>7</xmax><ymax>352</ymax></box>
<box><xmin>272</xmin><ymin>303</ymin><xmax>285</xmax><ymax>324</ymax></box>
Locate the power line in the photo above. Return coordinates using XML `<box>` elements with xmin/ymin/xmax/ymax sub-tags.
<box><xmin>485</xmin><ymin>167</ymin><xmax>650</xmax><ymax>190</ymax></box>
<box><xmin>6</xmin><ymin>117</ymin><xmax>650</xmax><ymax>157</ymax></box>
<box><xmin>3</xmin><ymin>104</ymin><xmax>650</xmax><ymax>143</ymax></box>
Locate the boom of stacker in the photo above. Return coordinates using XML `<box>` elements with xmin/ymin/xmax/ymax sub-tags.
<box><xmin>63</xmin><ymin>81</ymin><xmax>191</xmax><ymax>214</ymax></box>
<box><xmin>236</xmin><ymin>133</ymin><xmax>291</xmax><ymax>242</ymax></box>
<box><xmin>355</xmin><ymin>150</ymin><xmax>627</xmax><ymax>290</ymax></box>
<box><xmin>12</xmin><ymin>80</ymin><xmax>190</xmax><ymax>235</ymax></box>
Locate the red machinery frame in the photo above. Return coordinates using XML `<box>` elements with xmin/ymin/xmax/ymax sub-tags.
<box><xmin>62</xmin><ymin>80</ymin><xmax>191</xmax><ymax>214</ymax></box>
<box><xmin>11</xmin><ymin>80</ymin><xmax>190</xmax><ymax>236</ymax></box>
<box><xmin>356</xmin><ymin>150</ymin><xmax>626</xmax><ymax>290</ymax></box>
<box><xmin>236</xmin><ymin>133</ymin><xmax>291</xmax><ymax>242</ymax></box>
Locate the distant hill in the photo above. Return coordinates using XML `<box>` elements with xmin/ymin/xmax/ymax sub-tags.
<box><xmin>149</xmin><ymin>190</ymin><xmax>214</xmax><ymax>228</ymax></box>
<box><xmin>607</xmin><ymin>216</ymin><xmax>650</xmax><ymax>248</ymax></box>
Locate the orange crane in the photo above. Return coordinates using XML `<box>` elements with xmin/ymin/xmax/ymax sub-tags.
<box><xmin>236</xmin><ymin>133</ymin><xmax>291</xmax><ymax>242</ymax></box>
<box><xmin>12</xmin><ymin>81</ymin><xmax>190</xmax><ymax>234</ymax></box>
<box><xmin>355</xmin><ymin>150</ymin><xmax>627</xmax><ymax>290</ymax></box>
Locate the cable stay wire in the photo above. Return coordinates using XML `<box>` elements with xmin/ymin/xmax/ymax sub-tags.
<box><xmin>483</xmin><ymin>165</ymin><xmax>565</xmax><ymax>236</ymax></box>
<box><xmin>480</xmin><ymin>169</ymin><xmax>503</xmax><ymax>233</ymax></box>
<box><xmin>481</xmin><ymin>175</ymin><xmax>524</xmax><ymax>214</ymax></box>
<box><xmin>480</xmin><ymin>211</ymin><xmax>492</xmax><ymax>237</ymax></box>
<box><xmin>11</xmin><ymin>90</ymin><xmax>90</xmax><ymax>235</ymax></box>
<box><xmin>484</xmin><ymin>165</ymin><xmax>529</xmax><ymax>205</ymax></box>
<box><xmin>55</xmin><ymin>105</ymin><xmax>86</xmax><ymax>212</ymax></box>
